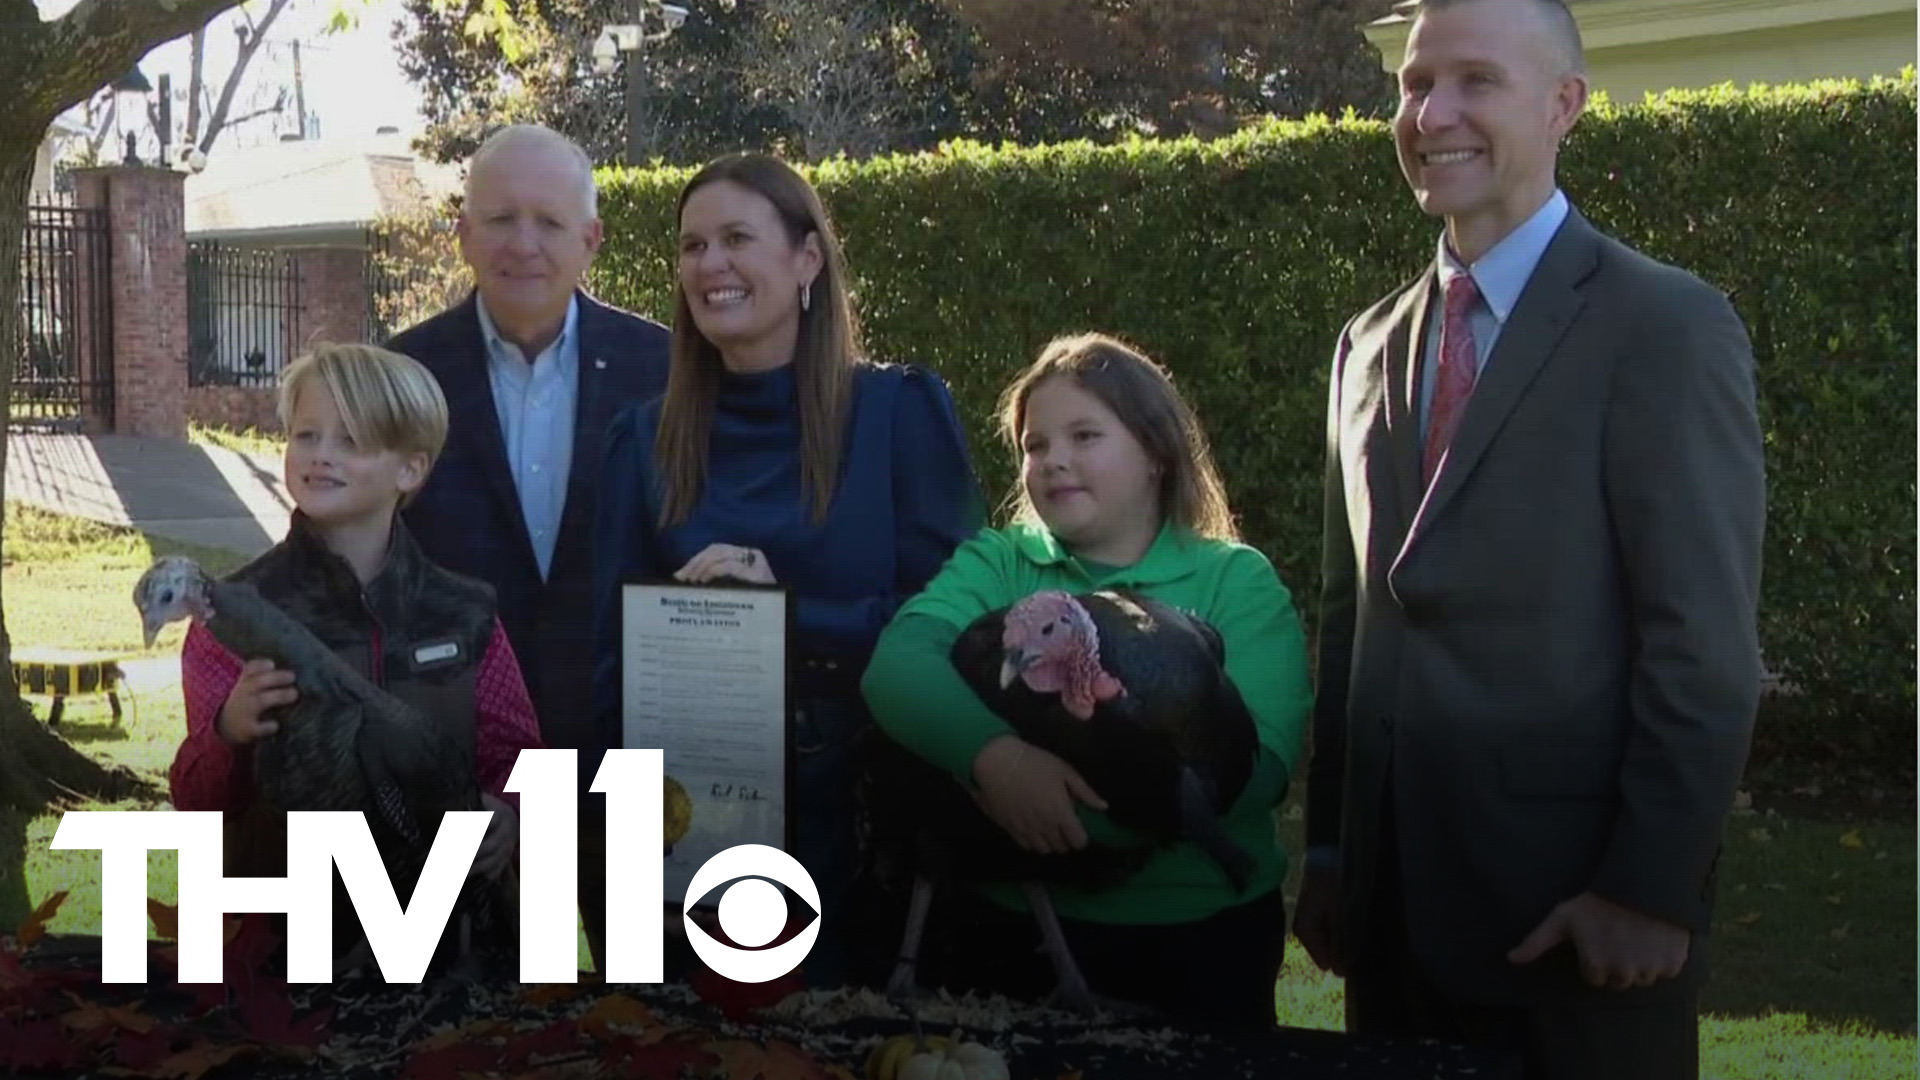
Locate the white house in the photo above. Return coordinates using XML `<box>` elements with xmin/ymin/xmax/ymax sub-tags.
<box><xmin>1361</xmin><ymin>0</ymin><xmax>1916</xmax><ymax>102</ymax></box>
<box><xmin>31</xmin><ymin>115</ymin><xmax>90</xmax><ymax>200</ymax></box>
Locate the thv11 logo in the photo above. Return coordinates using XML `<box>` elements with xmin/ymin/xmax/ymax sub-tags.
<box><xmin>50</xmin><ymin>749</ymin><xmax>819</xmax><ymax>985</ymax></box>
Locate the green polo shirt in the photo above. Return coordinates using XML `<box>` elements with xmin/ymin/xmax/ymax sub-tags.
<box><xmin>862</xmin><ymin>520</ymin><xmax>1313</xmax><ymax>925</ymax></box>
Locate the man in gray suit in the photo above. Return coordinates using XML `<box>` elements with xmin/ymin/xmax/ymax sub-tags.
<box><xmin>1293</xmin><ymin>0</ymin><xmax>1764</xmax><ymax>1076</ymax></box>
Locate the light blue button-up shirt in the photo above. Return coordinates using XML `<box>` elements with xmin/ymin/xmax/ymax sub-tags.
<box><xmin>1418</xmin><ymin>188</ymin><xmax>1571</xmax><ymax>441</ymax></box>
<box><xmin>474</xmin><ymin>293</ymin><xmax>579</xmax><ymax>580</ymax></box>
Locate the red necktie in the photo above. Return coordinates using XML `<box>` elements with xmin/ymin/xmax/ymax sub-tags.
<box><xmin>1423</xmin><ymin>273</ymin><xmax>1481</xmax><ymax>484</ymax></box>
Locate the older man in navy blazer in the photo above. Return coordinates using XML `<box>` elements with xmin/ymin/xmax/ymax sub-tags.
<box><xmin>387</xmin><ymin>124</ymin><xmax>669</xmax><ymax>970</ymax></box>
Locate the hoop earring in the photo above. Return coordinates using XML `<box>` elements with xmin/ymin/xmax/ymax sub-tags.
<box><xmin>800</xmin><ymin>281</ymin><xmax>812</xmax><ymax>312</ymax></box>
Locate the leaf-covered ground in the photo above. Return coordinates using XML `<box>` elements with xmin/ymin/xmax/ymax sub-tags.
<box><xmin>3</xmin><ymin>899</ymin><xmax>1514</xmax><ymax>1080</ymax></box>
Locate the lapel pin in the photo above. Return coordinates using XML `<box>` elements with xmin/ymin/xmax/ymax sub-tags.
<box><xmin>594</xmin><ymin>358</ymin><xmax>607</xmax><ymax>370</ymax></box>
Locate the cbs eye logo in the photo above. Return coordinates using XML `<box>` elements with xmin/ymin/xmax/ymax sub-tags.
<box><xmin>682</xmin><ymin>845</ymin><xmax>821</xmax><ymax>983</ymax></box>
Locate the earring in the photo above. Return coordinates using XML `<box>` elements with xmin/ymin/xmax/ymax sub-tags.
<box><xmin>800</xmin><ymin>281</ymin><xmax>812</xmax><ymax>312</ymax></box>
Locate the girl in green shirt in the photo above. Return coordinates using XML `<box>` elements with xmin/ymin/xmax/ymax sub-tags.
<box><xmin>861</xmin><ymin>332</ymin><xmax>1313</xmax><ymax>1029</ymax></box>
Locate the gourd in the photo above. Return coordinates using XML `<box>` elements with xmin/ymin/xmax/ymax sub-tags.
<box><xmin>664</xmin><ymin>775</ymin><xmax>693</xmax><ymax>846</ymax></box>
<box><xmin>867</xmin><ymin>1030</ymin><xmax>1009</xmax><ymax>1080</ymax></box>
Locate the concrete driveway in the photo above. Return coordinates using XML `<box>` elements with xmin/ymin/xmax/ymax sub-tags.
<box><xmin>6</xmin><ymin>432</ymin><xmax>289</xmax><ymax>559</ymax></box>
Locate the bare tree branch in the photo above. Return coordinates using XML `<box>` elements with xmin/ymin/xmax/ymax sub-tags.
<box><xmin>199</xmin><ymin>0</ymin><xmax>294</xmax><ymax>153</ymax></box>
<box><xmin>8</xmin><ymin>0</ymin><xmax>256</xmax><ymax>135</ymax></box>
<box><xmin>145</xmin><ymin>95</ymin><xmax>164</xmax><ymax>144</ymax></box>
<box><xmin>216</xmin><ymin>98</ymin><xmax>286</xmax><ymax>130</ymax></box>
<box><xmin>186</xmin><ymin>25</ymin><xmax>206</xmax><ymax>145</ymax></box>
<box><xmin>84</xmin><ymin>94</ymin><xmax>116</xmax><ymax>160</ymax></box>
<box><xmin>738</xmin><ymin>0</ymin><xmax>915</xmax><ymax>160</ymax></box>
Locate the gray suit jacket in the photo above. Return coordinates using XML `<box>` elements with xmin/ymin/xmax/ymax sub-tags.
<box><xmin>1306</xmin><ymin>208</ymin><xmax>1765</xmax><ymax>1004</ymax></box>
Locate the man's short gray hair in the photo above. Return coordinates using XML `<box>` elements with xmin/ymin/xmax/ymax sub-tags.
<box><xmin>1398</xmin><ymin>0</ymin><xmax>1587</xmax><ymax>76</ymax></box>
<box><xmin>465</xmin><ymin>124</ymin><xmax>600</xmax><ymax>219</ymax></box>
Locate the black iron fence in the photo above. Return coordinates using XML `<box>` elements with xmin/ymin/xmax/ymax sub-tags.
<box><xmin>15</xmin><ymin>205</ymin><xmax>112</xmax><ymax>429</ymax></box>
<box><xmin>365</xmin><ymin>223</ymin><xmax>464</xmax><ymax>343</ymax></box>
<box><xmin>186</xmin><ymin>241</ymin><xmax>302</xmax><ymax>387</ymax></box>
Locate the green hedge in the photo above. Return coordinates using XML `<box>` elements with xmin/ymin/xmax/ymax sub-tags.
<box><xmin>589</xmin><ymin>74</ymin><xmax>1917</xmax><ymax>755</ymax></box>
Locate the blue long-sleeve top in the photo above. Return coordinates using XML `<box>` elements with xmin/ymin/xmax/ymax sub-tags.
<box><xmin>590</xmin><ymin>360</ymin><xmax>984</xmax><ymax>763</ymax></box>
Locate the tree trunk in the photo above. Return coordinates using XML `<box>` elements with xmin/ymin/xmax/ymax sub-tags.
<box><xmin>0</xmin><ymin>698</ymin><xmax>158</xmax><ymax>813</ymax></box>
<box><xmin>0</xmin><ymin>146</ymin><xmax>158</xmax><ymax>820</ymax></box>
<box><xmin>0</xmin><ymin>0</ymin><xmax>261</xmax><ymax>896</ymax></box>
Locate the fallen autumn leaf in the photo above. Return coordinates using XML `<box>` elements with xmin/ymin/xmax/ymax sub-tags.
<box><xmin>499</xmin><ymin>1018</ymin><xmax>580</xmax><ymax>1069</ymax></box>
<box><xmin>17</xmin><ymin>890</ymin><xmax>70</xmax><ymax>947</ymax></box>
<box><xmin>59</xmin><ymin>993</ymin><xmax>159</xmax><ymax>1037</ymax></box>
<box><xmin>147</xmin><ymin>899</ymin><xmax>179</xmax><ymax>941</ymax></box>
<box><xmin>143</xmin><ymin>1040</ymin><xmax>256</xmax><ymax>1080</ymax></box>
<box><xmin>399</xmin><ymin>1037</ymin><xmax>502</xmax><ymax>1080</ymax></box>
<box><xmin>599</xmin><ymin>1035</ymin><xmax>720</xmax><ymax>1079</ymax></box>
<box><xmin>578</xmin><ymin>993</ymin><xmax>660</xmax><ymax>1042</ymax></box>
<box><xmin>520</xmin><ymin>982</ymin><xmax>580</xmax><ymax>1007</ymax></box>
<box><xmin>708</xmin><ymin>1037</ymin><xmax>834</xmax><ymax>1080</ymax></box>
<box><xmin>0</xmin><ymin>1015</ymin><xmax>90</xmax><ymax>1071</ymax></box>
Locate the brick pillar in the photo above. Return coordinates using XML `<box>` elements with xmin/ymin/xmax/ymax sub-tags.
<box><xmin>291</xmin><ymin>247</ymin><xmax>372</xmax><ymax>354</ymax></box>
<box><xmin>68</xmin><ymin>166</ymin><xmax>188</xmax><ymax>439</ymax></box>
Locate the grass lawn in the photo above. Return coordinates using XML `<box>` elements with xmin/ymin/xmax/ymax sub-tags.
<box><xmin>4</xmin><ymin>502</ymin><xmax>1913</xmax><ymax>1079</ymax></box>
<box><xmin>1267</xmin><ymin>791</ymin><xmax>1916</xmax><ymax>1079</ymax></box>
<box><xmin>187</xmin><ymin>420</ymin><xmax>285</xmax><ymax>463</ymax></box>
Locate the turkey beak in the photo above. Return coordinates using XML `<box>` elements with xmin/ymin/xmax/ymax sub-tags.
<box><xmin>999</xmin><ymin>648</ymin><xmax>1034</xmax><ymax>690</ymax></box>
<box><xmin>141</xmin><ymin>615</ymin><xmax>162</xmax><ymax>650</ymax></box>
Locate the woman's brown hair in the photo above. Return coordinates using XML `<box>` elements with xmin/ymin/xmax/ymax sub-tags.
<box><xmin>654</xmin><ymin>153</ymin><xmax>863</xmax><ymax>527</ymax></box>
<box><xmin>996</xmin><ymin>332</ymin><xmax>1238</xmax><ymax>542</ymax></box>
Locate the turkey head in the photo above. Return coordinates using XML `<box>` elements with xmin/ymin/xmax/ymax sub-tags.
<box><xmin>997</xmin><ymin>590</ymin><xmax>1126</xmax><ymax>720</ymax></box>
<box><xmin>134</xmin><ymin>555</ymin><xmax>216</xmax><ymax>648</ymax></box>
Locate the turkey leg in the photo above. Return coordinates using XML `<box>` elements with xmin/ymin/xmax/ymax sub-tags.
<box><xmin>885</xmin><ymin>873</ymin><xmax>937</xmax><ymax>1002</ymax></box>
<box><xmin>1022</xmin><ymin>882</ymin><xmax>1154</xmax><ymax>1019</ymax></box>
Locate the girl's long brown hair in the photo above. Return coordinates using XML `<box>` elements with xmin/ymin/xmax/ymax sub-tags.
<box><xmin>996</xmin><ymin>332</ymin><xmax>1239</xmax><ymax>542</ymax></box>
<box><xmin>654</xmin><ymin>154</ymin><xmax>862</xmax><ymax>527</ymax></box>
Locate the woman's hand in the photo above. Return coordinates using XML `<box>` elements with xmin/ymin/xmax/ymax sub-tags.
<box><xmin>970</xmin><ymin>736</ymin><xmax>1109</xmax><ymax>854</ymax></box>
<box><xmin>473</xmin><ymin>794</ymin><xmax>518</xmax><ymax>880</ymax></box>
<box><xmin>216</xmin><ymin>658</ymin><xmax>297</xmax><ymax>745</ymax></box>
<box><xmin>674</xmin><ymin>544</ymin><xmax>776</xmax><ymax>585</ymax></box>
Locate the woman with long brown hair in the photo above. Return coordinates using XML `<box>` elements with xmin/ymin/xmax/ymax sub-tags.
<box><xmin>591</xmin><ymin>153</ymin><xmax>981</xmax><ymax>986</ymax></box>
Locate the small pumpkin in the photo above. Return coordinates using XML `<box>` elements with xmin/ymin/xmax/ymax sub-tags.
<box><xmin>866</xmin><ymin>1033</ymin><xmax>952</xmax><ymax>1080</ymax></box>
<box><xmin>663</xmin><ymin>775</ymin><xmax>693</xmax><ymax>846</ymax></box>
<box><xmin>896</xmin><ymin>1036</ymin><xmax>1009</xmax><ymax>1080</ymax></box>
<box><xmin>868</xmin><ymin>1030</ymin><xmax>1008</xmax><ymax>1080</ymax></box>
<box><xmin>949</xmin><ymin>1042</ymin><xmax>1011</xmax><ymax>1080</ymax></box>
